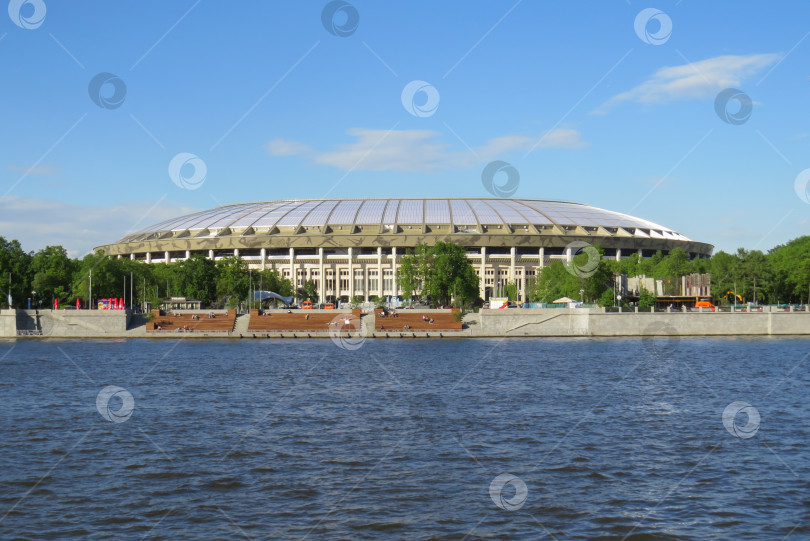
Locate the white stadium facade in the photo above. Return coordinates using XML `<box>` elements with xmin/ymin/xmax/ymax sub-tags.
<box><xmin>100</xmin><ymin>198</ymin><xmax>713</xmax><ymax>302</ymax></box>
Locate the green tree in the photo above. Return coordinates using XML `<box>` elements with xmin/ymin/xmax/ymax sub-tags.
<box><xmin>737</xmin><ymin>249</ymin><xmax>771</xmax><ymax>304</ymax></box>
<box><xmin>529</xmin><ymin>249</ymin><xmax>613</xmax><ymax>304</ymax></box>
<box><xmin>766</xmin><ymin>237</ymin><xmax>810</xmax><ymax>303</ymax></box>
<box><xmin>0</xmin><ymin>237</ymin><xmax>32</xmax><ymax>308</ymax></box>
<box><xmin>503</xmin><ymin>281</ymin><xmax>519</xmax><ymax>301</ymax></box>
<box><xmin>72</xmin><ymin>250</ymin><xmax>131</xmax><ymax>305</ymax></box>
<box><xmin>652</xmin><ymin>247</ymin><xmax>690</xmax><ymax>295</ymax></box>
<box><xmin>149</xmin><ymin>263</ymin><xmax>179</xmax><ymax>302</ymax></box>
<box><xmin>177</xmin><ymin>254</ymin><xmax>218</xmax><ymax>305</ymax></box>
<box><xmin>397</xmin><ymin>243</ymin><xmax>434</xmax><ymax>303</ymax></box>
<box><xmin>298</xmin><ymin>279</ymin><xmax>318</xmax><ymax>302</ymax></box>
<box><xmin>215</xmin><ymin>256</ymin><xmax>247</xmax><ymax>307</ymax></box>
<box><xmin>599</xmin><ymin>288</ymin><xmax>616</xmax><ymax>307</ymax></box>
<box><xmin>30</xmin><ymin>246</ymin><xmax>77</xmax><ymax>307</ymax></box>
<box><xmin>257</xmin><ymin>269</ymin><xmax>293</xmax><ymax>306</ymax></box>
<box><xmin>397</xmin><ymin>242</ymin><xmax>478</xmax><ymax>307</ymax></box>
<box><xmin>116</xmin><ymin>257</ymin><xmax>160</xmax><ymax>311</ymax></box>
<box><xmin>397</xmin><ymin>254</ymin><xmax>418</xmax><ymax>302</ymax></box>
<box><xmin>638</xmin><ymin>251</ymin><xmax>663</xmax><ymax>277</ymax></box>
<box><xmin>259</xmin><ymin>269</ymin><xmax>293</xmax><ymax>297</ymax></box>
<box><xmin>708</xmin><ymin>251</ymin><xmax>741</xmax><ymax>305</ymax></box>
<box><xmin>608</xmin><ymin>251</ymin><xmax>642</xmax><ymax>277</ymax></box>
<box><xmin>527</xmin><ymin>262</ymin><xmax>574</xmax><ymax>303</ymax></box>
<box><xmin>582</xmin><ymin>262</ymin><xmax>613</xmax><ymax>303</ymax></box>
<box><xmin>420</xmin><ymin>241</ymin><xmax>479</xmax><ymax>306</ymax></box>
<box><xmin>638</xmin><ymin>287</ymin><xmax>657</xmax><ymax>309</ymax></box>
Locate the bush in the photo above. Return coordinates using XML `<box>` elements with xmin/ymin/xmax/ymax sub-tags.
<box><xmin>598</xmin><ymin>289</ymin><xmax>615</xmax><ymax>307</ymax></box>
<box><xmin>638</xmin><ymin>288</ymin><xmax>657</xmax><ymax>309</ymax></box>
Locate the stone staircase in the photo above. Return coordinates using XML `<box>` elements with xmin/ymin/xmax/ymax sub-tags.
<box><xmin>233</xmin><ymin>313</ymin><xmax>250</xmax><ymax>335</ymax></box>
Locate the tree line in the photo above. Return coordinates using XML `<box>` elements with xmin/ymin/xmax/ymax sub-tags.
<box><xmin>528</xmin><ymin>236</ymin><xmax>810</xmax><ymax>306</ymax></box>
<box><xmin>0</xmin><ymin>239</ymin><xmax>294</xmax><ymax>310</ymax></box>
<box><xmin>3</xmin><ymin>235</ymin><xmax>810</xmax><ymax>309</ymax></box>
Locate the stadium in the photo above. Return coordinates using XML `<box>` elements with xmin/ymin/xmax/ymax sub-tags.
<box><xmin>100</xmin><ymin>198</ymin><xmax>713</xmax><ymax>302</ymax></box>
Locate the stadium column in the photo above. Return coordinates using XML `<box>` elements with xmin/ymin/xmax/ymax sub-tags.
<box><xmin>185</xmin><ymin>250</ymin><xmax>190</xmax><ymax>260</ymax></box>
<box><xmin>479</xmin><ymin>247</ymin><xmax>486</xmax><ymax>299</ymax></box>
<box><xmin>615</xmin><ymin>248</ymin><xmax>621</xmax><ymax>261</ymax></box>
<box><xmin>318</xmin><ymin>247</ymin><xmax>325</xmax><ymax>303</ymax></box>
<box><xmin>146</xmin><ymin>252</ymin><xmax>151</xmax><ymax>263</ymax></box>
<box><xmin>164</xmin><ymin>251</ymin><xmax>170</xmax><ymax>264</ymax></box>
<box><xmin>208</xmin><ymin>249</ymin><xmax>214</xmax><ymax>260</ymax></box>
<box><xmin>392</xmin><ymin>247</ymin><xmax>398</xmax><ymax>300</ymax></box>
<box><xmin>510</xmin><ymin>246</ymin><xmax>518</xmax><ymax>300</ymax></box>
<box><xmin>565</xmin><ymin>245</ymin><xmax>573</xmax><ymax>262</ymax></box>
<box><xmin>233</xmin><ymin>248</ymin><xmax>239</xmax><ymax>258</ymax></box>
<box><xmin>377</xmin><ymin>246</ymin><xmax>383</xmax><ymax>300</ymax></box>
<box><xmin>289</xmin><ymin>248</ymin><xmax>295</xmax><ymax>291</ymax></box>
<box><xmin>538</xmin><ymin>247</ymin><xmax>545</xmax><ymax>268</ymax></box>
<box><xmin>348</xmin><ymin>247</ymin><xmax>354</xmax><ymax>300</ymax></box>
<box><xmin>260</xmin><ymin>248</ymin><xmax>266</xmax><ymax>271</ymax></box>
<box><xmin>130</xmin><ymin>254</ymin><xmax>134</xmax><ymax>260</ymax></box>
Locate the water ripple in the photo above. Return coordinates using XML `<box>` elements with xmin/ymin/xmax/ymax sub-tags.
<box><xmin>0</xmin><ymin>337</ymin><xmax>807</xmax><ymax>539</ymax></box>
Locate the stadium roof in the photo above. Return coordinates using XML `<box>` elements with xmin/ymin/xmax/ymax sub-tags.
<box><xmin>124</xmin><ymin>198</ymin><xmax>692</xmax><ymax>242</ymax></box>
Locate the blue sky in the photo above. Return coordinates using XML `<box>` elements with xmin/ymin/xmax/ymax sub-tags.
<box><xmin>1</xmin><ymin>1</ymin><xmax>809</xmax><ymax>256</ymax></box>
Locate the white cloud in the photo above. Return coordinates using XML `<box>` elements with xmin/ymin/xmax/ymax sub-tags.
<box><xmin>266</xmin><ymin>139</ymin><xmax>313</xmax><ymax>156</ymax></box>
<box><xmin>0</xmin><ymin>196</ymin><xmax>199</xmax><ymax>257</ymax></box>
<box><xmin>266</xmin><ymin>128</ymin><xmax>586</xmax><ymax>172</ymax></box>
<box><xmin>4</xmin><ymin>164</ymin><xmax>59</xmax><ymax>176</ymax></box>
<box><xmin>596</xmin><ymin>53</ymin><xmax>781</xmax><ymax>113</ymax></box>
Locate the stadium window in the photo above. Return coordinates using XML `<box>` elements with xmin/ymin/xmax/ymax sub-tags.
<box><xmin>368</xmin><ymin>269</ymin><xmax>379</xmax><ymax>291</ymax></box>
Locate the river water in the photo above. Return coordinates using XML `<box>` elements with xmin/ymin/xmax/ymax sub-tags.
<box><xmin>0</xmin><ymin>337</ymin><xmax>807</xmax><ymax>540</ymax></box>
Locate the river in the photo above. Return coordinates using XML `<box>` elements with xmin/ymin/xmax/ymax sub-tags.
<box><xmin>0</xmin><ymin>337</ymin><xmax>807</xmax><ymax>539</ymax></box>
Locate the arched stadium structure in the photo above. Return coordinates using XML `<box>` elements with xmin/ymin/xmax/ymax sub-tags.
<box><xmin>100</xmin><ymin>198</ymin><xmax>713</xmax><ymax>302</ymax></box>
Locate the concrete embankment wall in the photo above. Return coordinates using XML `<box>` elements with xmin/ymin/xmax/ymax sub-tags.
<box><xmin>0</xmin><ymin>309</ymin><xmax>16</xmax><ymax>337</ymax></box>
<box><xmin>0</xmin><ymin>310</ymin><xmax>130</xmax><ymax>337</ymax></box>
<box><xmin>471</xmin><ymin>309</ymin><xmax>810</xmax><ymax>337</ymax></box>
<box><xmin>41</xmin><ymin>310</ymin><xmax>130</xmax><ymax>336</ymax></box>
<box><xmin>3</xmin><ymin>308</ymin><xmax>809</xmax><ymax>338</ymax></box>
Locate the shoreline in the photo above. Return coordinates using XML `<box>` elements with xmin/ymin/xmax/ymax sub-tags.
<box><xmin>3</xmin><ymin>308</ymin><xmax>810</xmax><ymax>339</ymax></box>
<box><xmin>6</xmin><ymin>332</ymin><xmax>810</xmax><ymax>341</ymax></box>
